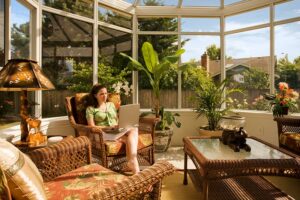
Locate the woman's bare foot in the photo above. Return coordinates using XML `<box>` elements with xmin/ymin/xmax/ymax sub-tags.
<box><xmin>127</xmin><ymin>160</ymin><xmax>140</xmax><ymax>174</ymax></box>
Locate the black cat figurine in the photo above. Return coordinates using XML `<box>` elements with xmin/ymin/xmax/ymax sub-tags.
<box><xmin>221</xmin><ymin>127</ymin><xmax>251</xmax><ymax>152</ymax></box>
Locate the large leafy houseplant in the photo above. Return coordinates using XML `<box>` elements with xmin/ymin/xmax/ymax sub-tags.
<box><xmin>121</xmin><ymin>42</ymin><xmax>188</xmax><ymax>152</ymax></box>
<box><xmin>121</xmin><ymin>41</ymin><xmax>187</xmax><ymax>131</ymax></box>
<box><xmin>194</xmin><ymin>78</ymin><xmax>241</xmax><ymax>131</ymax></box>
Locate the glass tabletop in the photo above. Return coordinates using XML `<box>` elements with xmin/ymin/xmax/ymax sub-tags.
<box><xmin>190</xmin><ymin>138</ymin><xmax>292</xmax><ymax>160</ymax></box>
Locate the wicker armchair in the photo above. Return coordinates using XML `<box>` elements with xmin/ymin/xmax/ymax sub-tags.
<box><xmin>25</xmin><ymin>136</ymin><xmax>174</xmax><ymax>200</ymax></box>
<box><xmin>65</xmin><ymin>93</ymin><xmax>158</xmax><ymax>171</ymax></box>
<box><xmin>274</xmin><ymin>117</ymin><xmax>300</xmax><ymax>155</ymax></box>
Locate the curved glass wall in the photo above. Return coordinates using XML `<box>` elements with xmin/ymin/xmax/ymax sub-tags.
<box><xmin>1</xmin><ymin>0</ymin><xmax>300</xmax><ymax>126</ymax></box>
<box><xmin>11</xmin><ymin>0</ymin><xmax>30</xmax><ymax>59</ymax></box>
<box><xmin>275</xmin><ymin>0</ymin><xmax>300</xmax><ymax>21</ymax></box>
<box><xmin>181</xmin><ymin>35</ymin><xmax>220</xmax><ymax>108</ymax></box>
<box><xmin>225</xmin><ymin>7</ymin><xmax>269</xmax><ymax>31</ymax></box>
<box><xmin>275</xmin><ymin>22</ymin><xmax>300</xmax><ymax>113</ymax></box>
<box><xmin>225</xmin><ymin>28</ymin><xmax>270</xmax><ymax>111</ymax></box>
<box><xmin>42</xmin><ymin>11</ymin><xmax>93</xmax><ymax>117</ymax></box>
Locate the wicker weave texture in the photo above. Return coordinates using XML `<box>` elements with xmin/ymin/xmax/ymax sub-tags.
<box><xmin>209</xmin><ymin>176</ymin><xmax>293</xmax><ymax>200</ymax></box>
<box><xmin>274</xmin><ymin>117</ymin><xmax>300</xmax><ymax>155</ymax></box>
<box><xmin>91</xmin><ymin>161</ymin><xmax>174</xmax><ymax>200</ymax></box>
<box><xmin>28</xmin><ymin>136</ymin><xmax>91</xmax><ymax>182</ymax></box>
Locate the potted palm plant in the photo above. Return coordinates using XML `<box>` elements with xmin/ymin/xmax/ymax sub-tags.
<box><xmin>193</xmin><ymin>78</ymin><xmax>241</xmax><ymax>136</ymax></box>
<box><xmin>121</xmin><ymin>42</ymin><xmax>188</xmax><ymax>152</ymax></box>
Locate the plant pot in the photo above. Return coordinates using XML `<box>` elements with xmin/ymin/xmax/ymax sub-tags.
<box><xmin>154</xmin><ymin>128</ymin><xmax>173</xmax><ymax>153</ymax></box>
<box><xmin>108</xmin><ymin>93</ymin><xmax>121</xmax><ymax>109</ymax></box>
<box><xmin>281</xmin><ymin>106</ymin><xmax>289</xmax><ymax>115</ymax></box>
<box><xmin>198</xmin><ymin>128</ymin><xmax>223</xmax><ymax>137</ymax></box>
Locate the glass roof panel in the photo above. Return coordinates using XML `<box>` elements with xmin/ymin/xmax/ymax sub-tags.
<box><xmin>182</xmin><ymin>0</ymin><xmax>220</xmax><ymax>7</ymax></box>
<box><xmin>181</xmin><ymin>18</ymin><xmax>220</xmax><ymax>32</ymax></box>
<box><xmin>226</xmin><ymin>7</ymin><xmax>269</xmax><ymax>31</ymax></box>
<box><xmin>42</xmin><ymin>0</ymin><xmax>94</xmax><ymax>18</ymax></box>
<box><xmin>275</xmin><ymin>0</ymin><xmax>300</xmax><ymax>21</ymax></box>
<box><xmin>224</xmin><ymin>0</ymin><xmax>244</xmax><ymax>6</ymax></box>
<box><xmin>98</xmin><ymin>6</ymin><xmax>132</xmax><ymax>29</ymax></box>
<box><xmin>140</xmin><ymin>0</ymin><xmax>178</xmax><ymax>6</ymax></box>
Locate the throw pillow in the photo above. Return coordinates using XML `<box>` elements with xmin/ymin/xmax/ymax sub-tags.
<box><xmin>0</xmin><ymin>166</ymin><xmax>11</xmax><ymax>200</ymax></box>
<box><xmin>0</xmin><ymin>140</ymin><xmax>46</xmax><ymax>200</ymax></box>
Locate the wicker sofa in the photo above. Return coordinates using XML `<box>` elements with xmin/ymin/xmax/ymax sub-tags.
<box><xmin>65</xmin><ymin>93</ymin><xmax>158</xmax><ymax>171</ymax></box>
<box><xmin>0</xmin><ymin>136</ymin><xmax>175</xmax><ymax>200</ymax></box>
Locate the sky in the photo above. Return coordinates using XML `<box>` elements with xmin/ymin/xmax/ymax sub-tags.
<box><xmin>10</xmin><ymin>0</ymin><xmax>300</xmax><ymax>62</ymax></box>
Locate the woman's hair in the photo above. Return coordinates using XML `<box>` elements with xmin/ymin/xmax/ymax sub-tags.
<box><xmin>88</xmin><ymin>84</ymin><xmax>107</xmax><ymax>107</ymax></box>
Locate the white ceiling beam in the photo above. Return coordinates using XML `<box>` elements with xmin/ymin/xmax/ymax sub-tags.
<box><xmin>134</xmin><ymin>0</ymin><xmax>288</xmax><ymax>17</ymax></box>
<box><xmin>133</xmin><ymin>0</ymin><xmax>140</xmax><ymax>7</ymax></box>
<box><xmin>224</xmin><ymin>0</ymin><xmax>287</xmax><ymax>16</ymax></box>
<box><xmin>135</xmin><ymin>6</ymin><xmax>223</xmax><ymax>17</ymax></box>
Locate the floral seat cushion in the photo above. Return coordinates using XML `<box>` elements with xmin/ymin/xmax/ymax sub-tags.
<box><xmin>105</xmin><ymin>133</ymin><xmax>153</xmax><ymax>156</ymax></box>
<box><xmin>44</xmin><ymin>163</ymin><xmax>126</xmax><ymax>200</ymax></box>
<box><xmin>279</xmin><ymin>132</ymin><xmax>300</xmax><ymax>154</ymax></box>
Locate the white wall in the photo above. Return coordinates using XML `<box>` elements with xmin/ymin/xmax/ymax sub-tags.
<box><xmin>168</xmin><ymin>110</ymin><xmax>279</xmax><ymax>147</ymax></box>
<box><xmin>1</xmin><ymin>110</ymin><xmax>286</xmax><ymax>147</ymax></box>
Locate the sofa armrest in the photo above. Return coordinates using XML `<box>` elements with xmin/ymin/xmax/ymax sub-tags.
<box><xmin>91</xmin><ymin>161</ymin><xmax>175</xmax><ymax>200</ymax></box>
<box><xmin>27</xmin><ymin>136</ymin><xmax>91</xmax><ymax>182</ymax></box>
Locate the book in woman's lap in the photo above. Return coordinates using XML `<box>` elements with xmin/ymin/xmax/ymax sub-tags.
<box><xmin>103</xmin><ymin>104</ymin><xmax>140</xmax><ymax>140</ymax></box>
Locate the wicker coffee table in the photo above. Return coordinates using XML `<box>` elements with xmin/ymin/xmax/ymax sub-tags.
<box><xmin>183</xmin><ymin>136</ymin><xmax>300</xmax><ymax>200</ymax></box>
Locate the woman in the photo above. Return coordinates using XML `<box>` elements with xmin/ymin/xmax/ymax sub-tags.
<box><xmin>86</xmin><ymin>84</ymin><xmax>140</xmax><ymax>174</ymax></box>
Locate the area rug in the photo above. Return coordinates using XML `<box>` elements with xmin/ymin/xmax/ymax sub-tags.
<box><xmin>154</xmin><ymin>146</ymin><xmax>196</xmax><ymax>170</ymax></box>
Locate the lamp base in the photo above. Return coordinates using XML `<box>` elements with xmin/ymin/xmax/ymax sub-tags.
<box><xmin>20</xmin><ymin>90</ymin><xmax>29</xmax><ymax>142</ymax></box>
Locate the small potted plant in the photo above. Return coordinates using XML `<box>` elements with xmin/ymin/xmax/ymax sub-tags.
<box><xmin>265</xmin><ymin>82</ymin><xmax>299</xmax><ymax>116</ymax></box>
<box><xmin>121</xmin><ymin>41</ymin><xmax>189</xmax><ymax>152</ymax></box>
<box><xmin>193</xmin><ymin>78</ymin><xmax>241</xmax><ymax>136</ymax></box>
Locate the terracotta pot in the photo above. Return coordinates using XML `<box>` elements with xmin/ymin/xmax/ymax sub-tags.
<box><xmin>108</xmin><ymin>93</ymin><xmax>121</xmax><ymax>109</ymax></box>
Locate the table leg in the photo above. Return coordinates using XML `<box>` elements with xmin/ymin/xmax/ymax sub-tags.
<box><xmin>183</xmin><ymin>151</ymin><xmax>188</xmax><ymax>185</ymax></box>
<box><xmin>202</xmin><ymin>180</ymin><xmax>208</xmax><ymax>200</ymax></box>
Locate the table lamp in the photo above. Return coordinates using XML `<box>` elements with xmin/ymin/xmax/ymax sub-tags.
<box><xmin>0</xmin><ymin>59</ymin><xmax>55</xmax><ymax>141</ymax></box>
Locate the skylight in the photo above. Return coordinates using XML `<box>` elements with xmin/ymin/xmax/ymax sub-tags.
<box><xmin>120</xmin><ymin>0</ymin><xmax>246</xmax><ymax>7</ymax></box>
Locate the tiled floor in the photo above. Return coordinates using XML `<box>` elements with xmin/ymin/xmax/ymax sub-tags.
<box><xmin>155</xmin><ymin>146</ymin><xmax>195</xmax><ymax>170</ymax></box>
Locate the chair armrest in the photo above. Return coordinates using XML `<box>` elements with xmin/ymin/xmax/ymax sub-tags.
<box><xmin>139</xmin><ymin>117</ymin><xmax>159</xmax><ymax>136</ymax></box>
<box><xmin>27</xmin><ymin>136</ymin><xmax>91</xmax><ymax>182</ymax></box>
<box><xmin>91</xmin><ymin>161</ymin><xmax>175</xmax><ymax>200</ymax></box>
<box><xmin>274</xmin><ymin>117</ymin><xmax>300</xmax><ymax>137</ymax></box>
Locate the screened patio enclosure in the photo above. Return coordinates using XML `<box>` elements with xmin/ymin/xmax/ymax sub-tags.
<box><xmin>0</xmin><ymin>0</ymin><xmax>300</xmax><ymax>124</ymax></box>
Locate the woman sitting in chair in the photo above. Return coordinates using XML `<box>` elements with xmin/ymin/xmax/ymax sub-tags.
<box><xmin>86</xmin><ymin>84</ymin><xmax>140</xmax><ymax>174</ymax></box>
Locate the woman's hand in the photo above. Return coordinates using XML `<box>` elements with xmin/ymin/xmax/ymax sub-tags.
<box><xmin>102</xmin><ymin>125</ymin><xmax>118</xmax><ymax>132</ymax></box>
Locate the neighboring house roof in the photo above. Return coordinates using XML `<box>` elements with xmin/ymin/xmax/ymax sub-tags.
<box><xmin>207</xmin><ymin>56</ymin><xmax>272</xmax><ymax>77</ymax></box>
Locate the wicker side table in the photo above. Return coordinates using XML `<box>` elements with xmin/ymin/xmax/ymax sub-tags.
<box><xmin>183</xmin><ymin>136</ymin><xmax>300</xmax><ymax>200</ymax></box>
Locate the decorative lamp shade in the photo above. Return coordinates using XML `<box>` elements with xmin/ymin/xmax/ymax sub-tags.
<box><xmin>0</xmin><ymin>59</ymin><xmax>55</xmax><ymax>142</ymax></box>
<box><xmin>0</xmin><ymin>59</ymin><xmax>55</xmax><ymax>91</ymax></box>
